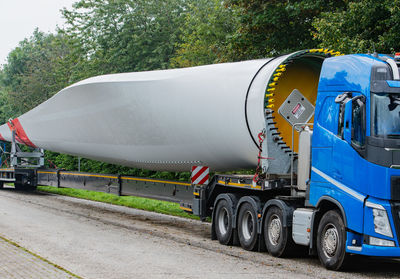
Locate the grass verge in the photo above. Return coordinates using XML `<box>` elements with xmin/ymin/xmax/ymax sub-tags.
<box><xmin>37</xmin><ymin>186</ymin><xmax>198</xmax><ymax>220</ymax></box>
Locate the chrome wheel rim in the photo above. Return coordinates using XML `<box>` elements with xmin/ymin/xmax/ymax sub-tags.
<box><xmin>241</xmin><ymin>211</ymin><xmax>254</xmax><ymax>241</ymax></box>
<box><xmin>322</xmin><ymin>223</ymin><xmax>339</xmax><ymax>258</ymax></box>
<box><xmin>218</xmin><ymin>207</ymin><xmax>229</xmax><ymax>236</ymax></box>
<box><xmin>268</xmin><ymin>214</ymin><xmax>281</xmax><ymax>246</ymax></box>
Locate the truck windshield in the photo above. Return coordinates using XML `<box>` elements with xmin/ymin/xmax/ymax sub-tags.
<box><xmin>372</xmin><ymin>93</ymin><xmax>400</xmax><ymax>138</ymax></box>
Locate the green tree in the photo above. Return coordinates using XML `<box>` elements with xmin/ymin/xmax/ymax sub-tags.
<box><xmin>313</xmin><ymin>0</ymin><xmax>400</xmax><ymax>53</ymax></box>
<box><xmin>0</xmin><ymin>70</ymin><xmax>12</xmax><ymax>124</ymax></box>
<box><xmin>0</xmin><ymin>89</ymin><xmax>12</xmax><ymax>124</ymax></box>
<box><xmin>62</xmin><ymin>0</ymin><xmax>192</xmax><ymax>77</ymax></box>
<box><xmin>171</xmin><ymin>0</ymin><xmax>238</xmax><ymax>67</ymax></box>
<box><xmin>225</xmin><ymin>0</ymin><xmax>346</xmax><ymax>60</ymax></box>
<box><xmin>1</xmin><ymin>30</ymin><xmax>73</xmax><ymax>116</ymax></box>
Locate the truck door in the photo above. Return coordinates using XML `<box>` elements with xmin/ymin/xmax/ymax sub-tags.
<box><xmin>333</xmin><ymin>93</ymin><xmax>366</xmax><ymax>189</ymax></box>
<box><xmin>332</xmin><ymin>97</ymin><xmax>347</xmax><ymax>182</ymax></box>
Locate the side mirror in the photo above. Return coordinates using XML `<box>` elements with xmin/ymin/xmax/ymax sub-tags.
<box><xmin>343</xmin><ymin>99</ymin><xmax>352</xmax><ymax>144</ymax></box>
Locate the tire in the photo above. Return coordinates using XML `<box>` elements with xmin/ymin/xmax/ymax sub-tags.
<box><xmin>25</xmin><ymin>185</ymin><xmax>37</xmax><ymax>191</ymax></box>
<box><xmin>14</xmin><ymin>183</ymin><xmax>25</xmax><ymax>191</ymax></box>
<box><xmin>14</xmin><ymin>183</ymin><xmax>36</xmax><ymax>191</ymax></box>
<box><xmin>0</xmin><ymin>181</ymin><xmax>3</xmax><ymax>189</ymax></box>
<box><xmin>317</xmin><ymin>210</ymin><xmax>348</xmax><ymax>270</ymax></box>
<box><xmin>214</xmin><ymin>199</ymin><xmax>234</xmax><ymax>245</ymax></box>
<box><xmin>237</xmin><ymin>202</ymin><xmax>258</xmax><ymax>251</ymax></box>
<box><xmin>264</xmin><ymin>206</ymin><xmax>295</xmax><ymax>257</ymax></box>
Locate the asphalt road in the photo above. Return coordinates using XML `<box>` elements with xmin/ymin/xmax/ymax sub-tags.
<box><xmin>0</xmin><ymin>189</ymin><xmax>399</xmax><ymax>279</ymax></box>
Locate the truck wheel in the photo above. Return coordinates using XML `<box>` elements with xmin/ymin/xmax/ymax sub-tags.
<box><xmin>264</xmin><ymin>206</ymin><xmax>294</xmax><ymax>257</ymax></box>
<box><xmin>317</xmin><ymin>210</ymin><xmax>348</xmax><ymax>270</ymax></box>
<box><xmin>237</xmin><ymin>202</ymin><xmax>258</xmax><ymax>251</ymax></box>
<box><xmin>214</xmin><ymin>199</ymin><xmax>234</xmax><ymax>245</ymax></box>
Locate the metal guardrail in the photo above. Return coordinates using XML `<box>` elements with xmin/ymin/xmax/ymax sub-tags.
<box><xmin>37</xmin><ymin>169</ymin><xmax>194</xmax><ymax>210</ymax></box>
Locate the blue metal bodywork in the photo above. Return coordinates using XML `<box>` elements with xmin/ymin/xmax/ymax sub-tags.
<box><xmin>309</xmin><ymin>54</ymin><xmax>400</xmax><ymax>255</ymax></box>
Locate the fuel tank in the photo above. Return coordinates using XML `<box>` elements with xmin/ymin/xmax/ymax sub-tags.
<box><xmin>0</xmin><ymin>49</ymin><xmax>340</xmax><ymax>172</ymax></box>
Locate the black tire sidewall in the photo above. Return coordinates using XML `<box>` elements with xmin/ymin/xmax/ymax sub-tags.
<box><xmin>14</xmin><ymin>183</ymin><xmax>36</xmax><ymax>191</ymax></box>
<box><xmin>14</xmin><ymin>183</ymin><xmax>24</xmax><ymax>191</ymax></box>
<box><xmin>317</xmin><ymin>210</ymin><xmax>347</xmax><ymax>270</ymax></box>
<box><xmin>264</xmin><ymin>206</ymin><xmax>289</xmax><ymax>257</ymax></box>
<box><xmin>214</xmin><ymin>199</ymin><xmax>233</xmax><ymax>245</ymax></box>
<box><xmin>237</xmin><ymin>203</ymin><xmax>258</xmax><ymax>250</ymax></box>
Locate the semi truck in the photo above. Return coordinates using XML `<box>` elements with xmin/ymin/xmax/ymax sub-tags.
<box><xmin>0</xmin><ymin>49</ymin><xmax>400</xmax><ymax>270</ymax></box>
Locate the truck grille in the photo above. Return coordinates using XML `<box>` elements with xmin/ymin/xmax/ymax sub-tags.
<box><xmin>391</xmin><ymin>176</ymin><xmax>400</xmax><ymax>200</ymax></box>
<box><xmin>391</xmin><ymin>202</ymin><xmax>400</xmax><ymax>244</ymax></box>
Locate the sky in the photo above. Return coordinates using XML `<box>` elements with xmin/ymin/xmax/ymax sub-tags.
<box><xmin>0</xmin><ymin>0</ymin><xmax>76</xmax><ymax>65</ymax></box>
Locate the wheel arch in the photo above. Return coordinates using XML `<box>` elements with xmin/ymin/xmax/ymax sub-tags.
<box><xmin>315</xmin><ymin>196</ymin><xmax>347</xmax><ymax>227</ymax></box>
<box><xmin>262</xmin><ymin>199</ymin><xmax>295</xmax><ymax>230</ymax></box>
<box><xmin>310</xmin><ymin>196</ymin><xmax>347</xmax><ymax>253</ymax></box>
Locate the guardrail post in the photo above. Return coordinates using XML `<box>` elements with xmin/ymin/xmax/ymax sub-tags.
<box><xmin>56</xmin><ymin>169</ymin><xmax>61</xmax><ymax>188</ymax></box>
<box><xmin>118</xmin><ymin>174</ymin><xmax>122</xmax><ymax>196</ymax></box>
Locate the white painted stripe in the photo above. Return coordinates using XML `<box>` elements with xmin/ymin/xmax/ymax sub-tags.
<box><xmin>191</xmin><ymin>166</ymin><xmax>202</xmax><ymax>177</ymax></box>
<box><xmin>365</xmin><ymin>201</ymin><xmax>385</xmax><ymax>210</ymax></box>
<box><xmin>191</xmin><ymin>166</ymin><xmax>207</xmax><ymax>179</ymax></box>
<box><xmin>193</xmin><ymin>170</ymin><xmax>209</xmax><ymax>184</ymax></box>
<box><xmin>191</xmin><ymin>166</ymin><xmax>209</xmax><ymax>185</ymax></box>
<box><xmin>311</xmin><ymin>167</ymin><xmax>365</xmax><ymax>202</ymax></box>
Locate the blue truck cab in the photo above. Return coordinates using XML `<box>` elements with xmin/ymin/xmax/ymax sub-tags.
<box><xmin>309</xmin><ymin>53</ymin><xmax>400</xmax><ymax>268</ymax></box>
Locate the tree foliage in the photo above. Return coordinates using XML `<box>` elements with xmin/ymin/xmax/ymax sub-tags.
<box><xmin>44</xmin><ymin>150</ymin><xmax>191</xmax><ymax>180</ymax></box>
<box><xmin>224</xmin><ymin>0</ymin><xmax>347</xmax><ymax>60</ymax></box>
<box><xmin>1</xmin><ymin>30</ymin><xmax>73</xmax><ymax>117</ymax></box>
<box><xmin>171</xmin><ymin>0</ymin><xmax>238</xmax><ymax>67</ymax></box>
<box><xmin>62</xmin><ymin>0</ymin><xmax>190</xmax><ymax>77</ymax></box>
<box><xmin>313</xmin><ymin>0</ymin><xmax>400</xmax><ymax>53</ymax></box>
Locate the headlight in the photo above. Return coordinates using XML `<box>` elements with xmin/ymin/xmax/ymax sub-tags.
<box><xmin>372</xmin><ymin>208</ymin><xmax>393</xmax><ymax>237</ymax></box>
<box><xmin>365</xmin><ymin>200</ymin><xmax>394</xmax><ymax>238</ymax></box>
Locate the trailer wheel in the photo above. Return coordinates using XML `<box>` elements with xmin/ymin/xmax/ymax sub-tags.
<box><xmin>14</xmin><ymin>183</ymin><xmax>36</xmax><ymax>191</ymax></box>
<box><xmin>214</xmin><ymin>199</ymin><xmax>234</xmax><ymax>245</ymax></box>
<box><xmin>317</xmin><ymin>210</ymin><xmax>348</xmax><ymax>270</ymax></box>
<box><xmin>14</xmin><ymin>183</ymin><xmax>25</xmax><ymax>191</ymax></box>
<box><xmin>237</xmin><ymin>202</ymin><xmax>258</xmax><ymax>251</ymax></box>
<box><xmin>264</xmin><ymin>206</ymin><xmax>294</xmax><ymax>257</ymax></box>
